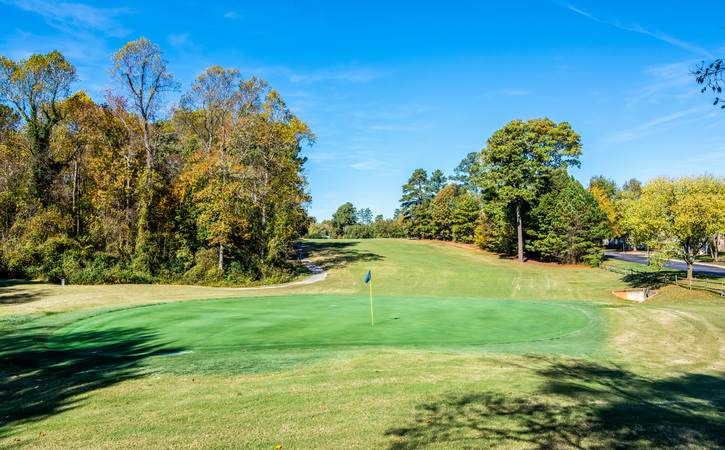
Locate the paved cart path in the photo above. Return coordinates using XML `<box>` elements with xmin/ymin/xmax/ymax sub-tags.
<box><xmin>605</xmin><ymin>251</ymin><xmax>725</xmax><ymax>278</ymax></box>
<box><xmin>216</xmin><ymin>248</ymin><xmax>326</xmax><ymax>291</ymax></box>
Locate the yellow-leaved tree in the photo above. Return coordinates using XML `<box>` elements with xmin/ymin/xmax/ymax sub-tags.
<box><xmin>620</xmin><ymin>175</ymin><xmax>725</xmax><ymax>278</ymax></box>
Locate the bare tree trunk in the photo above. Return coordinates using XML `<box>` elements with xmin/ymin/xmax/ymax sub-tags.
<box><xmin>72</xmin><ymin>159</ymin><xmax>79</xmax><ymax>236</ymax></box>
<box><xmin>710</xmin><ymin>236</ymin><xmax>720</xmax><ymax>262</ymax></box>
<box><xmin>516</xmin><ymin>201</ymin><xmax>524</xmax><ymax>263</ymax></box>
<box><xmin>143</xmin><ymin>122</ymin><xmax>154</xmax><ymax>189</ymax></box>
<box><xmin>218</xmin><ymin>242</ymin><xmax>224</xmax><ymax>270</ymax></box>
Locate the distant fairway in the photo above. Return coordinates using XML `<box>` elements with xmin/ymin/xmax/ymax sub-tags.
<box><xmin>48</xmin><ymin>295</ymin><xmax>601</xmax><ymax>355</ymax></box>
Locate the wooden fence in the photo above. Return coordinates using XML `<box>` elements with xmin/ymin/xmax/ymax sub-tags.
<box><xmin>599</xmin><ymin>262</ymin><xmax>725</xmax><ymax>297</ymax></box>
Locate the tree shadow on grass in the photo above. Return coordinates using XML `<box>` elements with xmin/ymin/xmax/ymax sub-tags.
<box><xmin>0</xmin><ymin>327</ymin><xmax>182</xmax><ymax>438</ymax></box>
<box><xmin>621</xmin><ymin>271</ymin><xmax>725</xmax><ymax>291</ymax></box>
<box><xmin>0</xmin><ymin>280</ymin><xmax>51</xmax><ymax>306</ymax></box>
<box><xmin>298</xmin><ymin>241</ymin><xmax>385</xmax><ymax>271</ymax></box>
<box><xmin>621</xmin><ymin>273</ymin><xmax>670</xmax><ymax>290</ymax></box>
<box><xmin>385</xmin><ymin>358</ymin><xmax>725</xmax><ymax>449</ymax></box>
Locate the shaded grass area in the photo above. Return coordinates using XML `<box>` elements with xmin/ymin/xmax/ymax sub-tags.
<box><xmin>386</xmin><ymin>358</ymin><xmax>725</xmax><ymax>449</ymax></box>
<box><xmin>0</xmin><ymin>324</ymin><xmax>180</xmax><ymax>440</ymax></box>
<box><xmin>0</xmin><ymin>280</ymin><xmax>49</xmax><ymax>306</ymax></box>
<box><xmin>297</xmin><ymin>240</ymin><xmax>385</xmax><ymax>272</ymax></box>
<box><xmin>3</xmin><ymin>352</ymin><xmax>723</xmax><ymax>448</ymax></box>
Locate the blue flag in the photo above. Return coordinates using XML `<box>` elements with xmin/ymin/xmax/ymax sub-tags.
<box><xmin>365</xmin><ymin>270</ymin><xmax>371</xmax><ymax>283</ymax></box>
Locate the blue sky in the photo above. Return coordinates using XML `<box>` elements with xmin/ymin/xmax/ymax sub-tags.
<box><xmin>1</xmin><ymin>1</ymin><xmax>724</xmax><ymax>221</ymax></box>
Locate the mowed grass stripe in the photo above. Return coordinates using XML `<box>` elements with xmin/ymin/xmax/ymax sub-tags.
<box><xmin>47</xmin><ymin>295</ymin><xmax>601</xmax><ymax>355</ymax></box>
<box><xmin>300</xmin><ymin>239</ymin><xmax>631</xmax><ymax>303</ymax></box>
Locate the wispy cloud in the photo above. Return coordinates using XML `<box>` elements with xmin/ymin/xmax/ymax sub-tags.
<box><xmin>167</xmin><ymin>33</ymin><xmax>190</xmax><ymax>48</ymax></box>
<box><xmin>284</xmin><ymin>66</ymin><xmax>391</xmax><ymax>84</ymax></box>
<box><xmin>627</xmin><ymin>61</ymin><xmax>702</xmax><ymax>107</ymax></box>
<box><xmin>349</xmin><ymin>160</ymin><xmax>379</xmax><ymax>171</ymax></box>
<box><xmin>502</xmin><ymin>89</ymin><xmax>532</xmax><ymax>96</ymax></box>
<box><xmin>224</xmin><ymin>11</ymin><xmax>240</xmax><ymax>20</ymax></box>
<box><xmin>3</xmin><ymin>0</ymin><xmax>132</xmax><ymax>37</ymax></box>
<box><xmin>551</xmin><ymin>1</ymin><xmax>714</xmax><ymax>58</ymax></box>
<box><xmin>368</xmin><ymin>124</ymin><xmax>429</xmax><ymax>132</ymax></box>
<box><xmin>477</xmin><ymin>89</ymin><xmax>533</xmax><ymax>99</ymax></box>
<box><xmin>604</xmin><ymin>106</ymin><xmax>710</xmax><ymax>143</ymax></box>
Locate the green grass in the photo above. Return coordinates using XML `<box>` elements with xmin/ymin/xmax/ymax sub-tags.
<box><xmin>48</xmin><ymin>296</ymin><xmax>603</xmax><ymax>356</ymax></box>
<box><xmin>2</xmin><ymin>239</ymin><xmax>725</xmax><ymax>448</ymax></box>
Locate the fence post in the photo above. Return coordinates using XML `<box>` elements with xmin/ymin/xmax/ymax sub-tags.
<box><xmin>675</xmin><ymin>274</ymin><xmax>678</xmax><ymax>286</ymax></box>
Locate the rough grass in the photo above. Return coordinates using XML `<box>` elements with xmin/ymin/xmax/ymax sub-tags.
<box><xmin>2</xmin><ymin>239</ymin><xmax>724</xmax><ymax>448</ymax></box>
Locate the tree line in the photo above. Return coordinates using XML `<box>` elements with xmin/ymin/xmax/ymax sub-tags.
<box><xmin>319</xmin><ymin>117</ymin><xmax>725</xmax><ymax>272</ymax></box>
<box><xmin>0</xmin><ymin>38</ymin><xmax>314</xmax><ymax>285</ymax></box>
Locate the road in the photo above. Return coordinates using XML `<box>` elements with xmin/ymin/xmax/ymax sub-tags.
<box><xmin>604</xmin><ymin>251</ymin><xmax>725</xmax><ymax>278</ymax></box>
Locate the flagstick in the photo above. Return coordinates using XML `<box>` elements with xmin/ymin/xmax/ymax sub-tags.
<box><xmin>370</xmin><ymin>278</ymin><xmax>374</xmax><ymax>325</ymax></box>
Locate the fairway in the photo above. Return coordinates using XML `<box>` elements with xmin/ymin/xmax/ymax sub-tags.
<box><xmin>5</xmin><ymin>239</ymin><xmax>725</xmax><ymax>449</ymax></box>
<box><xmin>48</xmin><ymin>295</ymin><xmax>601</xmax><ymax>355</ymax></box>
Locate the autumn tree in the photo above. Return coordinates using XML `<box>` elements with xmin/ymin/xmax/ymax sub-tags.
<box><xmin>0</xmin><ymin>104</ymin><xmax>24</xmax><ymax>238</ymax></box>
<box><xmin>0</xmin><ymin>48</ymin><xmax>315</xmax><ymax>286</ymax></box>
<box><xmin>55</xmin><ymin>91</ymin><xmax>101</xmax><ymax>237</ymax></box>
<box><xmin>92</xmin><ymin>94</ymin><xmax>144</xmax><ymax>254</ymax></box>
<box><xmin>588</xmin><ymin>175</ymin><xmax>618</xmax><ymax>239</ymax></box>
<box><xmin>0</xmin><ymin>50</ymin><xmax>77</xmax><ymax>206</ymax></box>
<box><xmin>110</xmin><ymin>37</ymin><xmax>179</xmax><ymax>269</ymax></box>
<box><xmin>232</xmin><ymin>78</ymin><xmax>315</xmax><ymax>262</ymax></box>
<box><xmin>110</xmin><ymin>37</ymin><xmax>179</xmax><ymax>184</ymax></box>
<box><xmin>620</xmin><ymin>175</ymin><xmax>725</xmax><ymax>278</ymax></box>
<box><xmin>177</xmin><ymin>66</ymin><xmax>240</xmax><ymax>153</ymax></box>
<box><xmin>479</xmin><ymin>118</ymin><xmax>582</xmax><ymax>263</ymax></box>
<box><xmin>175</xmin><ymin>66</ymin><xmax>243</xmax><ymax>269</ymax></box>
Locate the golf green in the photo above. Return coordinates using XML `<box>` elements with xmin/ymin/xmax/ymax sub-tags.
<box><xmin>48</xmin><ymin>295</ymin><xmax>601</xmax><ymax>355</ymax></box>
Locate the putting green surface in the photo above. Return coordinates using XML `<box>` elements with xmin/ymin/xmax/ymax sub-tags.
<box><xmin>48</xmin><ymin>295</ymin><xmax>603</xmax><ymax>355</ymax></box>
